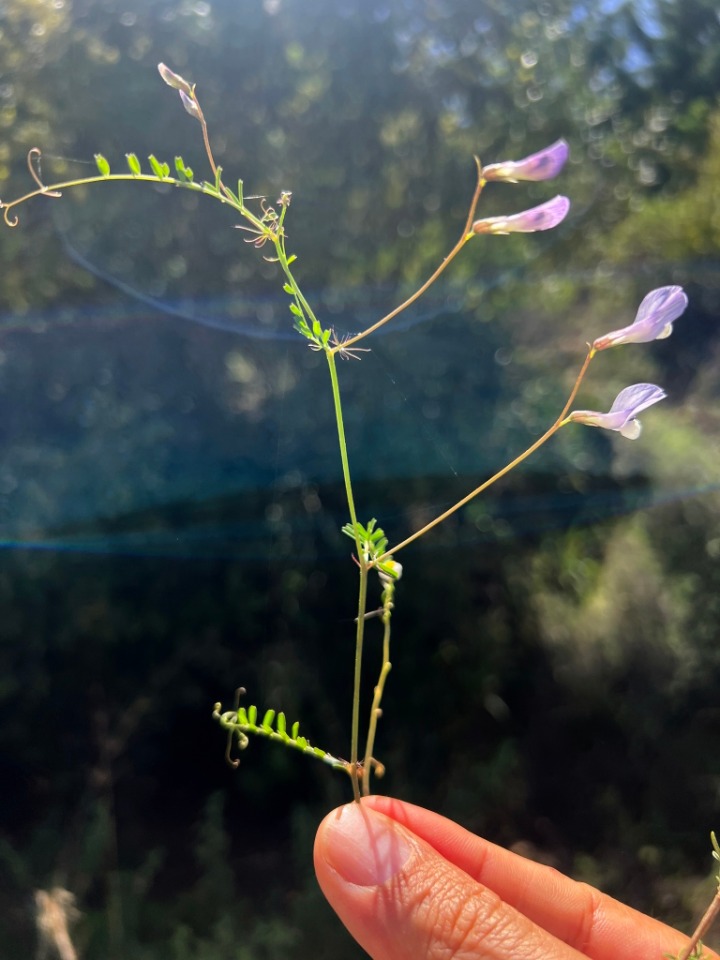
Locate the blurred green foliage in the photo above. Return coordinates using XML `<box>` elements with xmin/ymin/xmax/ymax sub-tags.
<box><xmin>1</xmin><ymin>0</ymin><xmax>719</xmax><ymax>957</ymax></box>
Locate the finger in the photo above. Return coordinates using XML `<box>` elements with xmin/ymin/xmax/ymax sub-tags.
<box><xmin>364</xmin><ymin>796</ymin><xmax>717</xmax><ymax>960</ymax></box>
<box><xmin>315</xmin><ymin>801</ymin><xmax>589</xmax><ymax>960</ymax></box>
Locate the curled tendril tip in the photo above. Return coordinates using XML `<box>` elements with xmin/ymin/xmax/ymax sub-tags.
<box><xmin>27</xmin><ymin>148</ymin><xmax>62</xmax><ymax>198</ymax></box>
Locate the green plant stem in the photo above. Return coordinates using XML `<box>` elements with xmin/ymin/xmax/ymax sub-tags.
<box><xmin>380</xmin><ymin>346</ymin><xmax>596</xmax><ymax>560</ymax></box>
<box><xmin>0</xmin><ymin>173</ymin><xmax>245</xmax><ymax>228</ymax></box>
<box><xmin>273</xmin><ymin>241</ymin><xmax>369</xmax><ymax>800</ymax></box>
<box><xmin>324</xmin><ymin>348</ymin><xmax>360</xmax><ymax>533</ymax></box>
<box><xmin>362</xmin><ymin>608</ymin><xmax>392</xmax><ymax>797</ymax></box>
<box><xmin>324</xmin><ymin>349</ymin><xmax>369</xmax><ymax>801</ymax></box>
<box><xmin>333</xmin><ymin>158</ymin><xmax>486</xmax><ymax>353</ymax></box>
<box><xmin>351</xmin><ymin>568</ymin><xmax>369</xmax><ymax>801</ymax></box>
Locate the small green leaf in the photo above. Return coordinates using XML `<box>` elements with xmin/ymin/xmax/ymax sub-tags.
<box><xmin>247</xmin><ymin>704</ymin><xmax>257</xmax><ymax>725</ymax></box>
<box><xmin>148</xmin><ymin>154</ymin><xmax>169</xmax><ymax>179</ymax></box>
<box><xmin>287</xmin><ymin>254</ymin><xmax>297</xmax><ymax>265</ymax></box>
<box><xmin>289</xmin><ymin>303</ymin><xmax>303</xmax><ymax>318</ymax></box>
<box><xmin>214</xmin><ymin>165</ymin><xmax>223</xmax><ymax>192</ymax></box>
<box><xmin>126</xmin><ymin>153</ymin><xmax>142</xmax><ymax>176</ymax></box>
<box><xmin>261</xmin><ymin>709</ymin><xmax>275</xmax><ymax>730</ymax></box>
<box><xmin>283</xmin><ymin>283</ymin><xmax>294</xmax><ymax>295</ymax></box>
<box><xmin>237</xmin><ymin>179</ymin><xmax>244</xmax><ymax>206</ymax></box>
<box><xmin>276</xmin><ymin>712</ymin><xmax>286</xmax><ymax>735</ymax></box>
<box><xmin>148</xmin><ymin>154</ymin><xmax>163</xmax><ymax>178</ymax></box>
<box><xmin>237</xmin><ymin>706</ymin><xmax>248</xmax><ymax>724</ymax></box>
<box><xmin>94</xmin><ymin>154</ymin><xmax>111</xmax><ymax>177</ymax></box>
<box><xmin>312</xmin><ymin>318</ymin><xmax>322</xmax><ymax>338</ymax></box>
<box><xmin>293</xmin><ymin>317</ymin><xmax>313</xmax><ymax>339</ymax></box>
<box><xmin>313</xmin><ymin>747</ymin><xmax>326</xmax><ymax>758</ymax></box>
<box><xmin>291</xmin><ymin>721</ymin><xmax>300</xmax><ymax>738</ymax></box>
<box><xmin>296</xmin><ymin>736</ymin><xmax>307</xmax><ymax>749</ymax></box>
<box><xmin>174</xmin><ymin>156</ymin><xmax>194</xmax><ymax>181</ymax></box>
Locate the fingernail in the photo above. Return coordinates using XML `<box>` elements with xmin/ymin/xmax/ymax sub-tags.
<box><xmin>321</xmin><ymin>802</ymin><xmax>413</xmax><ymax>887</ymax></box>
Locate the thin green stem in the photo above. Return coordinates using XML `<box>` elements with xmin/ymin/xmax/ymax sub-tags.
<box><xmin>380</xmin><ymin>346</ymin><xmax>596</xmax><ymax>560</ymax></box>
<box><xmin>333</xmin><ymin>158</ymin><xmax>486</xmax><ymax>353</ymax></box>
<box><xmin>351</xmin><ymin>568</ymin><xmax>369</xmax><ymax>802</ymax></box>
<box><xmin>275</xmin><ymin>237</ymin><xmax>371</xmax><ymax>802</ymax></box>
<box><xmin>324</xmin><ymin>349</ymin><xmax>369</xmax><ymax>801</ymax></box>
<box><xmin>362</xmin><ymin>595</ymin><xmax>393</xmax><ymax>797</ymax></box>
<box><xmin>324</xmin><ymin>351</ymin><xmax>360</xmax><ymax>538</ymax></box>
<box><xmin>0</xmin><ymin>173</ymin><xmax>243</xmax><ymax>228</ymax></box>
<box><xmin>194</xmin><ymin>100</ymin><xmax>245</xmax><ymax>208</ymax></box>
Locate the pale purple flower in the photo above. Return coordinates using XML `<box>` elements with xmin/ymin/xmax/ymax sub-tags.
<box><xmin>567</xmin><ymin>383</ymin><xmax>667</xmax><ymax>440</ymax></box>
<box><xmin>157</xmin><ymin>63</ymin><xmax>193</xmax><ymax>96</ymax></box>
<box><xmin>179</xmin><ymin>89</ymin><xmax>202</xmax><ymax>121</ymax></box>
<box><xmin>472</xmin><ymin>195</ymin><xmax>570</xmax><ymax>235</ymax></box>
<box><xmin>593</xmin><ymin>286</ymin><xmax>688</xmax><ymax>351</ymax></box>
<box><xmin>482</xmin><ymin>139</ymin><xmax>569</xmax><ymax>183</ymax></box>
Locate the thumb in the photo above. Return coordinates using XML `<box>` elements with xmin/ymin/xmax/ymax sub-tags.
<box><xmin>314</xmin><ymin>801</ymin><xmax>581</xmax><ymax>960</ymax></box>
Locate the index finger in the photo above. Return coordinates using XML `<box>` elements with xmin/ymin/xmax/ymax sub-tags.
<box><xmin>364</xmin><ymin>796</ymin><xmax>717</xmax><ymax>960</ymax></box>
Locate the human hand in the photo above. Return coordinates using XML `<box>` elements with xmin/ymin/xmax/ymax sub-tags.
<box><xmin>315</xmin><ymin>795</ymin><xmax>718</xmax><ymax>960</ymax></box>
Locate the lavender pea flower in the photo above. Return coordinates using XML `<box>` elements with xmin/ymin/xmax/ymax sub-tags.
<box><xmin>472</xmin><ymin>195</ymin><xmax>570</xmax><ymax>235</ymax></box>
<box><xmin>567</xmin><ymin>383</ymin><xmax>667</xmax><ymax>440</ymax></box>
<box><xmin>482</xmin><ymin>139</ymin><xmax>569</xmax><ymax>183</ymax></box>
<box><xmin>593</xmin><ymin>286</ymin><xmax>688</xmax><ymax>351</ymax></box>
<box><xmin>179</xmin><ymin>89</ymin><xmax>202</xmax><ymax>121</ymax></box>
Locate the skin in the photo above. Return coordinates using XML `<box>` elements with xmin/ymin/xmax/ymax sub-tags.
<box><xmin>314</xmin><ymin>795</ymin><xmax>719</xmax><ymax>960</ymax></box>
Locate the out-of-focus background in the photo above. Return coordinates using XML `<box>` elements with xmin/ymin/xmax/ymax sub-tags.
<box><xmin>0</xmin><ymin>1</ymin><xmax>719</xmax><ymax>957</ymax></box>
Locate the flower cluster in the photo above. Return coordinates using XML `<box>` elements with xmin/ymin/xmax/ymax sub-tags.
<box><xmin>472</xmin><ymin>139</ymin><xmax>571</xmax><ymax>236</ymax></box>
<box><xmin>565</xmin><ymin>286</ymin><xmax>689</xmax><ymax>440</ymax></box>
<box><xmin>472</xmin><ymin>137</ymin><xmax>687</xmax><ymax>443</ymax></box>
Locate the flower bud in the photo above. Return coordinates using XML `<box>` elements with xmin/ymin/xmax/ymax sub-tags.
<box><xmin>179</xmin><ymin>89</ymin><xmax>202</xmax><ymax>121</ymax></box>
<box><xmin>157</xmin><ymin>63</ymin><xmax>193</xmax><ymax>96</ymax></box>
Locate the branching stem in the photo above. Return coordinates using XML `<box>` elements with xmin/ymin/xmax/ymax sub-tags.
<box><xmin>380</xmin><ymin>345</ymin><xmax>596</xmax><ymax>560</ymax></box>
<box><xmin>332</xmin><ymin>158</ymin><xmax>486</xmax><ymax>353</ymax></box>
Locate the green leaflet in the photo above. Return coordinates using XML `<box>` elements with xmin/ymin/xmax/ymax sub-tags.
<box><xmin>126</xmin><ymin>153</ymin><xmax>142</xmax><ymax>176</ymax></box>
<box><xmin>148</xmin><ymin>154</ymin><xmax>170</xmax><ymax>179</ymax></box>
<box><xmin>174</xmin><ymin>155</ymin><xmax>194</xmax><ymax>181</ymax></box>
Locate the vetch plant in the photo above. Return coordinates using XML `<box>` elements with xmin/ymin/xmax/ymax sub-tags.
<box><xmin>0</xmin><ymin>65</ymin><xmax>691</xmax><ymax>805</ymax></box>
<box><xmin>4</xmin><ymin>61</ymin><xmax>717</xmax><ymax>959</ymax></box>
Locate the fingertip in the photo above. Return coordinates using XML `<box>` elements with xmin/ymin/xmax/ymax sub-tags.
<box><xmin>314</xmin><ymin>800</ymin><xmax>413</xmax><ymax>888</ymax></box>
